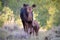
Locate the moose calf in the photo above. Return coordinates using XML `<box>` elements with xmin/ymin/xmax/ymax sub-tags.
<box><xmin>32</xmin><ymin>20</ymin><xmax>40</xmax><ymax>36</ymax></box>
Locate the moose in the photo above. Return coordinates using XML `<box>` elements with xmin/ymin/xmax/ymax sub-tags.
<box><xmin>20</xmin><ymin>4</ymin><xmax>40</xmax><ymax>36</ymax></box>
<box><xmin>32</xmin><ymin>20</ymin><xmax>40</xmax><ymax>36</ymax></box>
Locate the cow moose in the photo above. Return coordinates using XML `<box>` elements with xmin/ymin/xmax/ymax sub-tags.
<box><xmin>20</xmin><ymin>4</ymin><xmax>36</xmax><ymax>34</ymax></box>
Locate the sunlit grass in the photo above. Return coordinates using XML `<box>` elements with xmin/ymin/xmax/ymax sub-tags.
<box><xmin>48</xmin><ymin>6</ymin><xmax>56</xmax><ymax>15</ymax></box>
<box><xmin>45</xmin><ymin>6</ymin><xmax>57</xmax><ymax>30</ymax></box>
<box><xmin>15</xmin><ymin>18</ymin><xmax>22</xmax><ymax>26</ymax></box>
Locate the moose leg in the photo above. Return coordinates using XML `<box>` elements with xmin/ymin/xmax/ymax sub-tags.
<box><xmin>29</xmin><ymin>24</ymin><xmax>33</xmax><ymax>35</ymax></box>
<box><xmin>22</xmin><ymin>21</ymin><xmax>26</xmax><ymax>31</ymax></box>
<box><xmin>24</xmin><ymin>23</ymin><xmax>28</xmax><ymax>33</ymax></box>
<box><xmin>32</xmin><ymin>28</ymin><xmax>34</xmax><ymax>36</ymax></box>
<box><xmin>33</xmin><ymin>27</ymin><xmax>38</xmax><ymax>36</ymax></box>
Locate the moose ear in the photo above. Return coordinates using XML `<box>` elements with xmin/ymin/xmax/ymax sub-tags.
<box><xmin>23</xmin><ymin>4</ymin><xmax>29</xmax><ymax>7</ymax></box>
<box><xmin>32</xmin><ymin>4</ymin><xmax>36</xmax><ymax>8</ymax></box>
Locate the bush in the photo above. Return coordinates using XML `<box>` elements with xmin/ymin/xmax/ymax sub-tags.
<box><xmin>0</xmin><ymin>19</ymin><xmax>4</xmax><ymax>27</ymax></box>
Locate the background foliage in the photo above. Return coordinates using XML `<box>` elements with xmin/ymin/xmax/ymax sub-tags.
<box><xmin>0</xmin><ymin>0</ymin><xmax>60</xmax><ymax>30</ymax></box>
